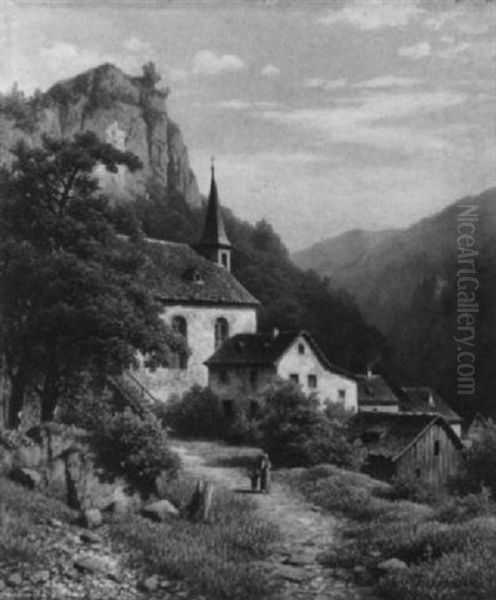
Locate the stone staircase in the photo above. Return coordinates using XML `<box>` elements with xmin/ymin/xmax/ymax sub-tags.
<box><xmin>107</xmin><ymin>371</ymin><xmax>158</xmax><ymax>418</ymax></box>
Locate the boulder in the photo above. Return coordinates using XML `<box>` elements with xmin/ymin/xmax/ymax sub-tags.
<box><xmin>377</xmin><ymin>558</ymin><xmax>408</xmax><ymax>573</ymax></box>
<box><xmin>10</xmin><ymin>467</ymin><xmax>43</xmax><ymax>490</ymax></box>
<box><xmin>141</xmin><ymin>499</ymin><xmax>179</xmax><ymax>522</ymax></box>
<box><xmin>141</xmin><ymin>575</ymin><xmax>160</xmax><ymax>592</ymax></box>
<box><xmin>6</xmin><ymin>573</ymin><xmax>23</xmax><ymax>587</ymax></box>
<box><xmin>80</xmin><ymin>531</ymin><xmax>103</xmax><ymax>545</ymax></box>
<box><xmin>82</xmin><ymin>508</ymin><xmax>103</xmax><ymax>529</ymax></box>
<box><xmin>74</xmin><ymin>555</ymin><xmax>118</xmax><ymax>579</ymax></box>
<box><xmin>30</xmin><ymin>570</ymin><xmax>50</xmax><ymax>584</ymax></box>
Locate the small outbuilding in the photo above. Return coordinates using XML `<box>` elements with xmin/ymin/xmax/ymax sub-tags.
<box><xmin>349</xmin><ymin>412</ymin><xmax>464</xmax><ymax>486</ymax></box>
<box><xmin>205</xmin><ymin>330</ymin><xmax>358</xmax><ymax>412</ymax></box>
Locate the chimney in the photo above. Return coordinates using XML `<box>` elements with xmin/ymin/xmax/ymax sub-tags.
<box><xmin>366</xmin><ymin>366</ymin><xmax>373</xmax><ymax>378</ymax></box>
<box><xmin>272</xmin><ymin>328</ymin><xmax>279</xmax><ymax>338</ymax></box>
<box><xmin>428</xmin><ymin>390</ymin><xmax>435</xmax><ymax>406</ymax></box>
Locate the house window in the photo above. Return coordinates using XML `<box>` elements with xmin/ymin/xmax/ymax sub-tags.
<box><xmin>214</xmin><ymin>317</ymin><xmax>229</xmax><ymax>350</ymax></box>
<box><xmin>219</xmin><ymin>369</ymin><xmax>229</xmax><ymax>384</ymax></box>
<box><xmin>338</xmin><ymin>389</ymin><xmax>346</xmax><ymax>400</ymax></box>
<box><xmin>308</xmin><ymin>374</ymin><xmax>317</xmax><ymax>389</ymax></box>
<box><xmin>171</xmin><ymin>316</ymin><xmax>188</xmax><ymax>369</ymax></box>
<box><xmin>289</xmin><ymin>374</ymin><xmax>299</xmax><ymax>384</ymax></box>
<box><xmin>434</xmin><ymin>440</ymin><xmax>440</xmax><ymax>456</ymax></box>
<box><xmin>298</xmin><ymin>343</ymin><xmax>305</xmax><ymax>355</ymax></box>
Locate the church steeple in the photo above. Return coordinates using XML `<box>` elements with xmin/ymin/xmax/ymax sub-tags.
<box><xmin>197</xmin><ymin>160</ymin><xmax>232</xmax><ymax>271</ymax></box>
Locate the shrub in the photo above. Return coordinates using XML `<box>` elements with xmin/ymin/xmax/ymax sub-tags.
<box><xmin>456</xmin><ymin>421</ymin><xmax>496</xmax><ymax>497</ymax></box>
<box><xmin>96</xmin><ymin>410</ymin><xmax>180</xmax><ymax>494</ymax></box>
<box><xmin>258</xmin><ymin>382</ymin><xmax>363</xmax><ymax>468</ymax></box>
<box><xmin>435</xmin><ymin>488</ymin><xmax>496</xmax><ymax>524</ymax></box>
<box><xmin>163</xmin><ymin>386</ymin><xmax>226</xmax><ymax>438</ymax></box>
<box><xmin>388</xmin><ymin>476</ymin><xmax>446</xmax><ymax>505</ymax></box>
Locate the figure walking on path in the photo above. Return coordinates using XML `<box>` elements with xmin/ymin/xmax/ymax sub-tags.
<box><xmin>259</xmin><ymin>452</ymin><xmax>271</xmax><ymax>494</ymax></box>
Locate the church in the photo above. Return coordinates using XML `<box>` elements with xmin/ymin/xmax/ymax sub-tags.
<box><xmin>134</xmin><ymin>166</ymin><xmax>259</xmax><ymax>401</ymax></box>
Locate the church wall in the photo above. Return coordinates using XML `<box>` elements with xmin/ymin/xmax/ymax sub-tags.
<box><xmin>134</xmin><ymin>304</ymin><xmax>257</xmax><ymax>402</ymax></box>
<box><xmin>276</xmin><ymin>335</ymin><xmax>358</xmax><ymax>412</ymax></box>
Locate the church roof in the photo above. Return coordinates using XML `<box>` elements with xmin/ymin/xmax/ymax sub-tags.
<box><xmin>399</xmin><ymin>387</ymin><xmax>463</xmax><ymax>424</ymax></box>
<box><xmin>197</xmin><ymin>166</ymin><xmax>231</xmax><ymax>249</ymax></box>
<box><xmin>205</xmin><ymin>330</ymin><xmax>354</xmax><ymax>379</ymax></box>
<box><xmin>349</xmin><ymin>412</ymin><xmax>463</xmax><ymax>461</ymax></box>
<box><xmin>142</xmin><ymin>238</ymin><xmax>259</xmax><ymax>306</ymax></box>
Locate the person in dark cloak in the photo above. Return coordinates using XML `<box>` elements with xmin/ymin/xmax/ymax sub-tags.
<box><xmin>259</xmin><ymin>452</ymin><xmax>271</xmax><ymax>493</ymax></box>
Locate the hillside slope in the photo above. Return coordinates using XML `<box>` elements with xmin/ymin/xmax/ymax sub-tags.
<box><xmin>294</xmin><ymin>189</ymin><xmax>496</xmax><ymax>415</ymax></box>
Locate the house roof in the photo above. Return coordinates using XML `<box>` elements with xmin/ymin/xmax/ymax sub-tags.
<box><xmin>141</xmin><ymin>238</ymin><xmax>259</xmax><ymax>307</ymax></box>
<box><xmin>349</xmin><ymin>412</ymin><xmax>463</xmax><ymax>461</ymax></box>
<box><xmin>355</xmin><ymin>374</ymin><xmax>399</xmax><ymax>406</ymax></box>
<box><xmin>205</xmin><ymin>330</ymin><xmax>354</xmax><ymax>379</ymax></box>
<box><xmin>399</xmin><ymin>387</ymin><xmax>463</xmax><ymax>424</ymax></box>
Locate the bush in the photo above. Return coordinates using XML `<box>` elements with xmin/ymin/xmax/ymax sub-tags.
<box><xmin>96</xmin><ymin>410</ymin><xmax>180</xmax><ymax>494</ymax></box>
<box><xmin>163</xmin><ymin>386</ymin><xmax>226</xmax><ymax>438</ymax></box>
<box><xmin>456</xmin><ymin>421</ymin><xmax>496</xmax><ymax>497</ymax></box>
<box><xmin>435</xmin><ymin>488</ymin><xmax>496</xmax><ymax>524</ymax></box>
<box><xmin>258</xmin><ymin>382</ymin><xmax>363</xmax><ymax>468</ymax></box>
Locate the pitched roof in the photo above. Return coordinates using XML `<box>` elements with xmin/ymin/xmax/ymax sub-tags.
<box><xmin>355</xmin><ymin>374</ymin><xmax>399</xmax><ymax>406</ymax></box>
<box><xmin>205</xmin><ymin>330</ymin><xmax>354</xmax><ymax>379</ymax></box>
<box><xmin>399</xmin><ymin>387</ymin><xmax>463</xmax><ymax>424</ymax></box>
<box><xmin>141</xmin><ymin>238</ymin><xmax>259</xmax><ymax>306</ymax></box>
<box><xmin>197</xmin><ymin>165</ymin><xmax>231</xmax><ymax>249</ymax></box>
<box><xmin>349</xmin><ymin>412</ymin><xmax>463</xmax><ymax>461</ymax></box>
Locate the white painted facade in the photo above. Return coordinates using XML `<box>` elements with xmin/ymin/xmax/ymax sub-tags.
<box><xmin>135</xmin><ymin>303</ymin><xmax>257</xmax><ymax>401</ymax></box>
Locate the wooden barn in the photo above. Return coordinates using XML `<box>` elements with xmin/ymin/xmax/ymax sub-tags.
<box><xmin>349</xmin><ymin>412</ymin><xmax>464</xmax><ymax>486</ymax></box>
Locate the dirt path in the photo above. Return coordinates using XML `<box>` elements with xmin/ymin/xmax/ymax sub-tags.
<box><xmin>172</xmin><ymin>440</ymin><xmax>381</xmax><ymax>600</ymax></box>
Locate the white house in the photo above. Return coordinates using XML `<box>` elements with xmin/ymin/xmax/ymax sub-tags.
<box><xmin>205</xmin><ymin>330</ymin><xmax>358</xmax><ymax>412</ymax></box>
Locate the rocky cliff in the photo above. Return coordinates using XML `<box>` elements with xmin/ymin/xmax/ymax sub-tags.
<box><xmin>0</xmin><ymin>63</ymin><xmax>200</xmax><ymax>208</ymax></box>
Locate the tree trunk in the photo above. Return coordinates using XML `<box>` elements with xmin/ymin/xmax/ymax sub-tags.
<box><xmin>40</xmin><ymin>373</ymin><xmax>59</xmax><ymax>422</ymax></box>
<box><xmin>7</xmin><ymin>375</ymin><xmax>25</xmax><ymax>429</ymax></box>
<box><xmin>187</xmin><ymin>479</ymin><xmax>214</xmax><ymax>522</ymax></box>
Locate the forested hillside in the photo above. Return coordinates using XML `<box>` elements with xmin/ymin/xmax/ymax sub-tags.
<box><xmin>294</xmin><ymin>189</ymin><xmax>496</xmax><ymax>417</ymax></box>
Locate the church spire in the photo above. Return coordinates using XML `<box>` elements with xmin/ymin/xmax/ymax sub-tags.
<box><xmin>197</xmin><ymin>160</ymin><xmax>232</xmax><ymax>270</ymax></box>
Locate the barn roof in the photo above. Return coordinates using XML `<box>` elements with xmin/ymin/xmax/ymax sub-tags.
<box><xmin>140</xmin><ymin>238</ymin><xmax>259</xmax><ymax>307</ymax></box>
<box><xmin>355</xmin><ymin>374</ymin><xmax>399</xmax><ymax>406</ymax></box>
<box><xmin>205</xmin><ymin>330</ymin><xmax>354</xmax><ymax>378</ymax></box>
<box><xmin>399</xmin><ymin>387</ymin><xmax>463</xmax><ymax>424</ymax></box>
<box><xmin>349</xmin><ymin>412</ymin><xmax>463</xmax><ymax>461</ymax></box>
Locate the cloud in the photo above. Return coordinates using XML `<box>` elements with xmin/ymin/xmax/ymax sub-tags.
<box><xmin>261</xmin><ymin>64</ymin><xmax>280</xmax><ymax>77</ymax></box>
<box><xmin>424</xmin><ymin>9</ymin><xmax>491</xmax><ymax>35</ymax></box>
<box><xmin>398</xmin><ymin>42</ymin><xmax>431</xmax><ymax>60</ymax></box>
<box><xmin>192</xmin><ymin>50</ymin><xmax>244</xmax><ymax>76</ymax></box>
<box><xmin>123</xmin><ymin>36</ymin><xmax>153</xmax><ymax>55</ymax></box>
<box><xmin>261</xmin><ymin>91</ymin><xmax>466</xmax><ymax>154</ymax></box>
<box><xmin>216</xmin><ymin>99</ymin><xmax>252</xmax><ymax>110</ymax></box>
<box><xmin>358</xmin><ymin>75</ymin><xmax>421</xmax><ymax>88</ymax></box>
<box><xmin>303</xmin><ymin>77</ymin><xmax>347</xmax><ymax>90</ymax></box>
<box><xmin>437</xmin><ymin>42</ymin><xmax>471</xmax><ymax>60</ymax></box>
<box><xmin>319</xmin><ymin>0</ymin><xmax>423</xmax><ymax>30</ymax></box>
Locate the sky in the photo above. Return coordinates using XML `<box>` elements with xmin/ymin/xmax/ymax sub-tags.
<box><xmin>1</xmin><ymin>0</ymin><xmax>495</xmax><ymax>251</ymax></box>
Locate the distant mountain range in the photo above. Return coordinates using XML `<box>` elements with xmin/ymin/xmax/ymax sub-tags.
<box><xmin>293</xmin><ymin>189</ymin><xmax>496</xmax><ymax>416</ymax></box>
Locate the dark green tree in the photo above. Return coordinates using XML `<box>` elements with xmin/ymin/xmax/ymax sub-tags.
<box><xmin>0</xmin><ymin>132</ymin><xmax>179</xmax><ymax>427</ymax></box>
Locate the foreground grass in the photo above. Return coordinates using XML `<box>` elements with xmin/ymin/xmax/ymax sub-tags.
<box><xmin>109</xmin><ymin>476</ymin><xmax>281</xmax><ymax>600</ymax></box>
<box><xmin>281</xmin><ymin>465</ymin><xmax>496</xmax><ymax>600</ymax></box>
<box><xmin>0</xmin><ymin>476</ymin><xmax>76</xmax><ymax>566</ymax></box>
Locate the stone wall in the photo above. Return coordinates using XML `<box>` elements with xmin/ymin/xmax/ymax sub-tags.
<box><xmin>277</xmin><ymin>335</ymin><xmax>358</xmax><ymax>412</ymax></box>
<box><xmin>135</xmin><ymin>304</ymin><xmax>257</xmax><ymax>402</ymax></box>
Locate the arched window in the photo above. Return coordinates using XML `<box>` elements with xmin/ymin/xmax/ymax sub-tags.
<box><xmin>171</xmin><ymin>316</ymin><xmax>188</xmax><ymax>369</ymax></box>
<box><xmin>214</xmin><ymin>317</ymin><xmax>229</xmax><ymax>350</ymax></box>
